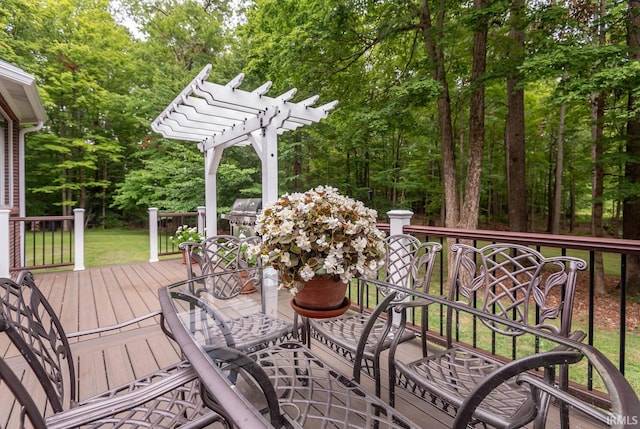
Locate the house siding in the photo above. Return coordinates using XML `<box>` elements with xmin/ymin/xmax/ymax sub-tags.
<box><xmin>0</xmin><ymin>93</ymin><xmax>21</xmax><ymax>267</ymax></box>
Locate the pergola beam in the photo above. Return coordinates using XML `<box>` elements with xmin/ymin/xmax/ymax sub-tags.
<box><xmin>151</xmin><ymin>64</ymin><xmax>337</xmax><ymax>238</ymax></box>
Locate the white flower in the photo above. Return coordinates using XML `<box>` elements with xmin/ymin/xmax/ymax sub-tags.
<box><xmin>316</xmin><ymin>235</ymin><xmax>329</xmax><ymax>248</ymax></box>
<box><xmin>295</xmin><ymin>231</ymin><xmax>311</xmax><ymax>250</ymax></box>
<box><xmin>280</xmin><ymin>219</ymin><xmax>295</xmax><ymax>235</ymax></box>
<box><xmin>299</xmin><ymin>264</ymin><xmax>316</xmax><ymax>281</ymax></box>
<box><xmin>323</xmin><ymin>254</ymin><xmax>339</xmax><ymax>272</ymax></box>
<box><xmin>281</xmin><ymin>252</ymin><xmax>295</xmax><ymax>267</ymax></box>
<box><xmin>323</xmin><ymin>217</ymin><xmax>340</xmax><ymax>229</ymax></box>
<box><xmin>253</xmin><ymin>186</ymin><xmax>386</xmax><ymax>290</ymax></box>
<box><xmin>353</xmin><ymin>236</ymin><xmax>367</xmax><ymax>252</ymax></box>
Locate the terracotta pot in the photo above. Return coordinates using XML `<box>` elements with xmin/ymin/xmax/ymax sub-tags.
<box><xmin>240</xmin><ymin>270</ymin><xmax>257</xmax><ymax>294</ymax></box>
<box><xmin>293</xmin><ymin>276</ymin><xmax>348</xmax><ymax>310</ymax></box>
<box><xmin>180</xmin><ymin>249</ymin><xmax>196</xmax><ymax>265</ymax></box>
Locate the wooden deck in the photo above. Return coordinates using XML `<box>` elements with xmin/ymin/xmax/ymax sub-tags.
<box><xmin>1</xmin><ymin>259</ymin><xmax>602</xmax><ymax>428</ymax></box>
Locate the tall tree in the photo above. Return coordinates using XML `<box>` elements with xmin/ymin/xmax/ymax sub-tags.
<box><xmin>459</xmin><ymin>0</ymin><xmax>489</xmax><ymax>230</ymax></box>
<box><xmin>591</xmin><ymin>0</ymin><xmax>607</xmax><ymax>295</ymax></box>
<box><xmin>23</xmin><ymin>0</ymin><xmax>136</xmax><ymax>223</ymax></box>
<box><xmin>418</xmin><ymin>0</ymin><xmax>459</xmax><ymax>229</ymax></box>
<box><xmin>623</xmin><ymin>0</ymin><xmax>640</xmax><ymax>296</ymax></box>
<box><xmin>506</xmin><ymin>0</ymin><xmax>527</xmax><ymax>232</ymax></box>
<box><xmin>552</xmin><ymin>98</ymin><xmax>567</xmax><ymax>234</ymax></box>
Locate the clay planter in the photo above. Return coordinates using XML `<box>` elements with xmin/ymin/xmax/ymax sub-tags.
<box><xmin>290</xmin><ymin>276</ymin><xmax>351</xmax><ymax>319</ymax></box>
<box><xmin>180</xmin><ymin>249</ymin><xmax>196</xmax><ymax>265</ymax></box>
<box><xmin>240</xmin><ymin>270</ymin><xmax>257</xmax><ymax>294</ymax></box>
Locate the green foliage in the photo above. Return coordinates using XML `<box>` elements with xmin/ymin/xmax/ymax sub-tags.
<box><xmin>3</xmin><ymin>0</ymin><xmax>639</xmax><ymax>233</ymax></box>
<box><xmin>111</xmin><ymin>141</ymin><xmax>260</xmax><ymax>220</ymax></box>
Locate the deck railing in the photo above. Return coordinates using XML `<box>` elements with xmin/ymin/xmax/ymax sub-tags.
<box><xmin>368</xmin><ymin>217</ymin><xmax>640</xmax><ymax>405</ymax></box>
<box><xmin>144</xmin><ymin>208</ymin><xmax>639</xmax><ymax>400</ymax></box>
<box><xmin>148</xmin><ymin>207</ymin><xmax>206</xmax><ymax>262</ymax></box>
<box><xmin>0</xmin><ymin>209</ymin><xmax>85</xmax><ymax>276</ymax></box>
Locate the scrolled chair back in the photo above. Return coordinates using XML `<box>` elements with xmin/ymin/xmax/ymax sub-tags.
<box><xmin>181</xmin><ymin>234</ymin><xmax>262</xmax><ymax>299</ymax></box>
<box><xmin>448</xmin><ymin>243</ymin><xmax>587</xmax><ymax>339</ymax></box>
<box><xmin>375</xmin><ymin>234</ymin><xmax>442</xmax><ymax>301</ymax></box>
<box><xmin>0</xmin><ymin>272</ymin><xmax>76</xmax><ymax>412</ymax></box>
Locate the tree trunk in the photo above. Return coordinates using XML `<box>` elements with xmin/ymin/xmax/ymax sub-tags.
<box><xmin>569</xmin><ymin>170</ymin><xmax>575</xmax><ymax>232</ymax></box>
<box><xmin>590</xmin><ymin>0</ymin><xmax>607</xmax><ymax>296</ymax></box>
<box><xmin>591</xmin><ymin>92</ymin><xmax>606</xmax><ymax>295</ymax></box>
<box><xmin>419</xmin><ymin>0</ymin><xmax>459</xmax><ymax>229</ymax></box>
<box><xmin>506</xmin><ymin>0</ymin><xmax>527</xmax><ymax>232</ymax></box>
<box><xmin>623</xmin><ymin>0</ymin><xmax>640</xmax><ymax>297</ymax></box>
<box><xmin>551</xmin><ymin>101</ymin><xmax>566</xmax><ymax>234</ymax></box>
<box><xmin>459</xmin><ymin>0</ymin><xmax>488</xmax><ymax>231</ymax></box>
<box><xmin>547</xmin><ymin>136</ymin><xmax>556</xmax><ymax>232</ymax></box>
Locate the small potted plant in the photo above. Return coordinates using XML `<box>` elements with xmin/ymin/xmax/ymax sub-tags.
<box><xmin>238</xmin><ymin>234</ymin><xmax>259</xmax><ymax>294</ymax></box>
<box><xmin>170</xmin><ymin>225</ymin><xmax>205</xmax><ymax>264</ymax></box>
<box><xmin>251</xmin><ymin>185</ymin><xmax>386</xmax><ymax>316</ymax></box>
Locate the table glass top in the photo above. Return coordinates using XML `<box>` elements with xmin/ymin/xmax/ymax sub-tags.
<box><xmin>159</xmin><ymin>270</ymin><xmax>424</xmax><ymax>429</ymax></box>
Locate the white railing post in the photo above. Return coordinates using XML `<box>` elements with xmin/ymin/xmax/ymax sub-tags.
<box><xmin>73</xmin><ymin>208</ymin><xmax>85</xmax><ymax>271</ymax></box>
<box><xmin>197</xmin><ymin>206</ymin><xmax>206</xmax><ymax>236</ymax></box>
<box><xmin>387</xmin><ymin>209</ymin><xmax>413</xmax><ymax>236</ymax></box>
<box><xmin>386</xmin><ymin>209</ymin><xmax>414</xmax><ymax>325</ymax></box>
<box><xmin>149</xmin><ymin>208</ymin><xmax>159</xmax><ymax>263</ymax></box>
<box><xmin>386</xmin><ymin>209</ymin><xmax>414</xmax><ymax>283</ymax></box>
<box><xmin>0</xmin><ymin>209</ymin><xmax>10</xmax><ymax>278</ymax></box>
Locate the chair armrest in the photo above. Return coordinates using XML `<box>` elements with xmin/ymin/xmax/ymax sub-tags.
<box><xmin>66</xmin><ymin>310</ymin><xmax>162</xmax><ymax>338</ymax></box>
<box><xmin>352</xmin><ymin>291</ymin><xmax>399</xmax><ymax>376</ymax></box>
<box><xmin>206</xmin><ymin>346</ymin><xmax>288</xmax><ymax>429</ymax></box>
<box><xmin>46</xmin><ymin>365</ymin><xmax>201</xmax><ymax>429</ymax></box>
<box><xmin>390</xmin><ymin>296</ymin><xmax>441</xmax><ymax>312</ymax></box>
<box><xmin>517</xmin><ymin>373</ymin><xmax>612</xmax><ymax>425</ymax></box>
<box><xmin>451</xmin><ymin>349</ymin><xmax>584</xmax><ymax>429</ymax></box>
<box><xmin>546</xmin><ymin>330</ymin><xmax>586</xmax><ymax>353</ymax></box>
<box><xmin>568</xmin><ymin>330</ymin><xmax>586</xmax><ymax>343</ymax></box>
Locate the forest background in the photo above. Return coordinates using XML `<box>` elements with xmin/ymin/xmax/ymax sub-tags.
<box><xmin>1</xmin><ymin>1</ymin><xmax>639</xmax><ymax>253</ymax></box>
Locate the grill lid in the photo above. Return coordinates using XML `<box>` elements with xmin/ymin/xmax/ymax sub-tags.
<box><xmin>228</xmin><ymin>198</ymin><xmax>262</xmax><ymax>216</ymax></box>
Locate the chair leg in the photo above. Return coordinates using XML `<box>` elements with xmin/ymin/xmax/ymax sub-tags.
<box><xmin>374</xmin><ymin>356</ymin><xmax>382</xmax><ymax>398</ymax></box>
<box><xmin>388</xmin><ymin>364</ymin><xmax>397</xmax><ymax>407</ymax></box>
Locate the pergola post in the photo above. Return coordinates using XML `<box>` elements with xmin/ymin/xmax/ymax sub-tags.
<box><xmin>204</xmin><ymin>148</ymin><xmax>223</xmax><ymax>237</ymax></box>
<box><xmin>260</xmin><ymin>125</ymin><xmax>281</xmax><ymax>316</ymax></box>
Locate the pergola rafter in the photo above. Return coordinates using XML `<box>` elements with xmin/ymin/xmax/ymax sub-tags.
<box><xmin>152</xmin><ymin>64</ymin><xmax>337</xmax><ymax>237</ymax></box>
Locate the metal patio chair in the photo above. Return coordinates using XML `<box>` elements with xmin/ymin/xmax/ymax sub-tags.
<box><xmin>388</xmin><ymin>243</ymin><xmax>588</xmax><ymax>429</ymax></box>
<box><xmin>180</xmin><ymin>235</ymin><xmax>293</xmax><ymax>352</ymax></box>
<box><xmin>0</xmin><ymin>271</ymin><xmax>227</xmax><ymax>429</ymax></box>
<box><xmin>309</xmin><ymin>234</ymin><xmax>442</xmax><ymax>396</ymax></box>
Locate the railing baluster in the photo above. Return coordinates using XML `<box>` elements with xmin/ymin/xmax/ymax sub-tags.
<box><xmin>155</xmin><ymin>212</ymin><xmax>199</xmax><ymax>257</ymax></box>
<box><xmin>620</xmin><ymin>254</ymin><xmax>627</xmax><ymax>375</ymax></box>
<box><xmin>8</xmin><ymin>215</ymin><xmax>74</xmax><ymax>272</ymax></box>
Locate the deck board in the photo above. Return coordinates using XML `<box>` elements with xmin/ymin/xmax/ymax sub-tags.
<box><xmin>0</xmin><ymin>259</ymin><xmax>603</xmax><ymax>428</ymax></box>
<box><xmin>91</xmin><ymin>268</ymin><xmax>119</xmax><ymax>329</ymax></box>
<box><xmin>77</xmin><ymin>269</ymin><xmax>99</xmax><ymax>340</ymax></box>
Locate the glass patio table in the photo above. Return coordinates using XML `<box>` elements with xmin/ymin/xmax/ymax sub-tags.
<box><xmin>158</xmin><ymin>270</ymin><xmax>424</xmax><ymax>429</ymax></box>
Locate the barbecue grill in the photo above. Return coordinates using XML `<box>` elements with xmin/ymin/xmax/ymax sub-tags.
<box><xmin>221</xmin><ymin>198</ymin><xmax>262</xmax><ymax>237</ymax></box>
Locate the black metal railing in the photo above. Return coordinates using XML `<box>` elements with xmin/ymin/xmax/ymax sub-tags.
<box><xmin>10</xmin><ymin>216</ymin><xmax>74</xmax><ymax>271</ymax></box>
<box><xmin>365</xmin><ymin>224</ymin><xmax>640</xmax><ymax>403</ymax></box>
<box><xmin>157</xmin><ymin>212</ymin><xmax>200</xmax><ymax>257</ymax></box>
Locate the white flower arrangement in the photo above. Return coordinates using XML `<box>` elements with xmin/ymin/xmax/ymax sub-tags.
<box><xmin>169</xmin><ymin>225</ymin><xmax>205</xmax><ymax>244</ymax></box>
<box><xmin>250</xmin><ymin>186</ymin><xmax>386</xmax><ymax>293</ymax></box>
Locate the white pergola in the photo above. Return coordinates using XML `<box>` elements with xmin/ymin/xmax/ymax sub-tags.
<box><xmin>152</xmin><ymin>64</ymin><xmax>338</xmax><ymax>236</ymax></box>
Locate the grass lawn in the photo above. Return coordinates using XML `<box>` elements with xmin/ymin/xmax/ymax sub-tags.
<box><xmin>25</xmin><ymin>227</ymin><xmax>178</xmax><ymax>271</ymax></box>
<box><xmin>83</xmin><ymin>228</ymin><xmax>157</xmax><ymax>267</ymax></box>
